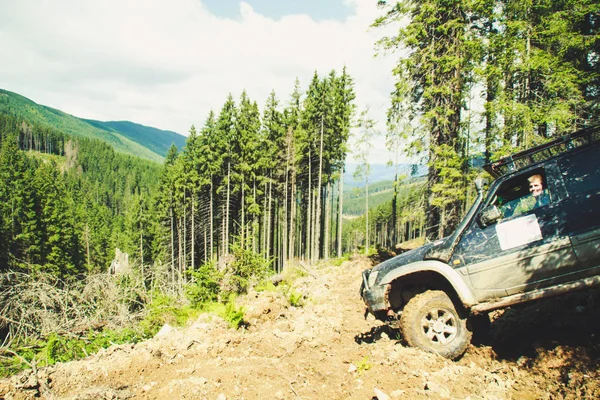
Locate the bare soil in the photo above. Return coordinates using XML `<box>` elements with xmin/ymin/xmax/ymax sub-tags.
<box><xmin>1</xmin><ymin>256</ymin><xmax>599</xmax><ymax>399</ymax></box>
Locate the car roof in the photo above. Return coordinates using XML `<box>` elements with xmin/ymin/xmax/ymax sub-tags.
<box><xmin>483</xmin><ymin>125</ymin><xmax>600</xmax><ymax>179</ymax></box>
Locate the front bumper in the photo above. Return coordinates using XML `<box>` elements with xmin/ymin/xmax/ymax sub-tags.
<box><xmin>360</xmin><ymin>269</ymin><xmax>387</xmax><ymax>314</ymax></box>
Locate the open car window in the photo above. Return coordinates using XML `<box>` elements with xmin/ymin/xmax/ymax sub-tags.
<box><xmin>491</xmin><ymin>168</ymin><xmax>552</xmax><ymax>219</ymax></box>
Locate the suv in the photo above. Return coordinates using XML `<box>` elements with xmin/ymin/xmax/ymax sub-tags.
<box><xmin>360</xmin><ymin>125</ymin><xmax>600</xmax><ymax>359</ymax></box>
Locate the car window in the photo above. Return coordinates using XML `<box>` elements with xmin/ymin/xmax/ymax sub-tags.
<box><xmin>491</xmin><ymin>168</ymin><xmax>552</xmax><ymax>219</ymax></box>
<box><xmin>559</xmin><ymin>147</ymin><xmax>600</xmax><ymax>195</ymax></box>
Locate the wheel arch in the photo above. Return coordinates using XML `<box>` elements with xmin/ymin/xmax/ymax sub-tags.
<box><xmin>381</xmin><ymin>260</ymin><xmax>477</xmax><ymax>312</ymax></box>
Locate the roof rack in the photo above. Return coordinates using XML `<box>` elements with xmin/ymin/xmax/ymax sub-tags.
<box><xmin>483</xmin><ymin>125</ymin><xmax>600</xmax><ymax>178</ymax></box>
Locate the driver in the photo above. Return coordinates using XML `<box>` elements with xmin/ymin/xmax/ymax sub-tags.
<box><xmin>512</xmin><ymin>173</ymin><xmax>551</xmax><ymax>215</ymax></box>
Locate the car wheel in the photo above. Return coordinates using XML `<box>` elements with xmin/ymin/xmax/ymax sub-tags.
<box><xmin>400</xmin><ymin>290</ymin><xmax>472</xmax><ymax>359</ymax></box>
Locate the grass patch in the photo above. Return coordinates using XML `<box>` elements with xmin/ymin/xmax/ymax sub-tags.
<box><xmin>0</xmin><ymin>327</ymin><xmax>146</xmax><ymax>378</ymax></box>
<box><xmin>201</xmin><ymin>296</ymin><xmax>246</xmax><ymax>329</ymax></box>
<box><xmin>138</xmin><ymin>293</ymin><xmax>201</xmax><ymax>336</ymax></box>
<box><xmin>287</xmin><ymin>289</ymin><xmax>305</xmax><ymax>307</ymax></box>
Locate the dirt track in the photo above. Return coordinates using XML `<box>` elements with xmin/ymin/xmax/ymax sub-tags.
<box><xmin>2</xmin><ymin>256</ymin><xmax>599</xmax><ymax>399</ymax></box>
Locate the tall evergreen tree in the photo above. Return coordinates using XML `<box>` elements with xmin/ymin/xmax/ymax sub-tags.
<box><xmin>374</xmin><ymin>0</ymin><xmax>477</xmax><ymax>239</ymax></box>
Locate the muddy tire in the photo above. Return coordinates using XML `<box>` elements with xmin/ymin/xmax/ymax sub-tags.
<box><xmin>400</xmin><ymin>290</ymin><xmax>472</xmax><ymax>359</ymax></box>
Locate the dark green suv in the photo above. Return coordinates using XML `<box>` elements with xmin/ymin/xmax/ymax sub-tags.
<box><xmin>360</xmin><ymin>125</ymin><xmax>600</xmax><ymax>359</ymax></box>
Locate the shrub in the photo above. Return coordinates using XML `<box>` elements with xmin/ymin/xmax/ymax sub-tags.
<box><xmin>287</xmin><ymin>289</ymin><xmax>304</xmax><ymax>307</ymax></box>
<box><xmin>221</xmin><ymin>244</ymin><xmax>272</xmax><ymax>297</ymax></box>
<box><xmin>138</xmin><ymin>293</ymin><xmax>199</xmax><ymax>336</ymax></box>
<box><xmin>202</xmin><ymin>296</ymin><xmax>246</xmax><ymax>329</ymax></box>
<box><xmin>185</xmin><ymin>261</ymin><xmax>222</xmax><ymax>307</ymax></box>
<box><xmin>223</xmin><ymin>299</ymin><xmax>245</xmax><ymax>329</ymax></box>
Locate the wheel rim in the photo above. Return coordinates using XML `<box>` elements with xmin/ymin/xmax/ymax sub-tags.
<box><xmin>420</xmin><ymin>307</ymin><xmax>457</xmax><ymax>345</ymax></box>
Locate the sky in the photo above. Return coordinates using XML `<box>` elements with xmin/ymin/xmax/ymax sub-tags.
<box><xmin>0</xmin><ymin>0</ymin><xmax>400</xmax><ymax>167</ymax></box>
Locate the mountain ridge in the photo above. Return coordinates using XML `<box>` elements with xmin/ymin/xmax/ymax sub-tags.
<box><xmin>0</xmin><ymin>89</ymin><xmax>187</xmax><ymax>162</ymax></box>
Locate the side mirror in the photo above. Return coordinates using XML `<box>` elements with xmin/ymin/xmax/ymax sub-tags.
<box><xmin>478</xmin><ymin>205</ymin><xmax>502</xmax><ymax>227</ymax></box>
<box><xmin>474</xmin><ymin>177</ymin><xmax>488</xmax><ymax>193</ymax></box>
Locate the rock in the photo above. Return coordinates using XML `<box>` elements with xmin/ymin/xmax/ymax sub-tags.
<box><xmin>188</xmin><ymin>376</ymin><xmax>208</xmax><ymax>386</ymax></box>
<box><xmin>424</xmin><ymin>381</ymin><xmax>451</xmax><ymax>398</ymax></box>
<box><xmin>155</xmin><ymin>324</ymin><xmax>175</xmax><ymax>338</ymax></box>
<box><xmin>374</xmin><ymin>387</ymin><xmax>391</xmax><ymax>400</ymax></box>
<box><xmin>348</xmin><ymin>363</ymin><xmax>357</xmax><ymax>373</ymax></box>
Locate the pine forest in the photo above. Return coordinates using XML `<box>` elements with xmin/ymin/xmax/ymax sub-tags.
<box><xmin>0</xmin><ymin>0</ymin><xmax>598</xmax><ymax>376</ymax></box>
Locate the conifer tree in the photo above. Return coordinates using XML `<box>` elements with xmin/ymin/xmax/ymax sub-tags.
<box><xmin>261</xmin><ymin>90</ymin><xmax>285</xmax><ymax>267</ymax></box>
<box><xmin>353</xmin><ymin>107</ymin><xmax>379</xmax><ymax>255</ymax></box>
<box><xmin>374</xmin><ymin>0</ymin><xmax>476</xmax><ymax>239</ymax></box>
<box><xmin>214</xmin><ymin>95</ymin><xmax>237</xmax><ymax>256</ymax></box>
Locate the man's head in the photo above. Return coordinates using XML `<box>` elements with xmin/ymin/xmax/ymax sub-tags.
<box><xmin>528</xmin><ymin>174</ymin><xmax>544</xmax><ymax>197</ymax></box>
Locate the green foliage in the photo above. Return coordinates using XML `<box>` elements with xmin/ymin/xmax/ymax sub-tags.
<box><xmin>329</xmin><ymin>255</ymin><xmax>351</xmax><ymax>267</ymax></box>
<box><xmin>139</xmin><ymin>293</ymin><xmax>200</xmax><ymax>337</ymax></box>
<box><xmin>185</xmin><ymin>261</ymin><xmax>222</xmax><ymax>307</ymax></box>
<box><xmin>221</xmin><ymin>244</ymin><xmax>272</xmax><ymax>297</ymax></box>
<box><xmin>254</xmin><ymin>279</ymin><xmax>278</xmax><ymax>292</ymax></box>
<box><xmin>0</xmin><ymin>89</ymin><xmax>175</xmax><ymax>162</ymax></box>
<box><xmin>43</xmin><ymin>329</ymin><xmax>143</xmax><ymax>365</ymax></box>
<box><xmin>375</xmin><ymin>0</ymin><xmax>599</xmax><ymax>238</ymax></box>
<box><xmin>356</xmin><ymin>356</ymin><xmax>373</xmax><ymax>374</ymax></box>
<box><xmin>84</xmin><ymin>120</ymin><xmax>186</xmax><ymax>158</ymax></box>
<box><xmin>0</xmin><ymin>113</ymin><xmax>162</xmax><ymax>273</ymax></box>
<box><xmin>202</xmin><ymin>296</ymin><xmax>246</xmax><ymax>329</ymax></box>
<box><xmin>223</xmin><ymin>298</ymin><xmax>245</xmax><ymax>329</ymax></box>
<box><xmin>287</xmin><ymin>289</ymin><xmax>304</xmax><ymax>307</ymax></box>
<box><xmin>0</xmin><ymin>328</ymin><xmax>144</xmax><ymax>378</ymax></box>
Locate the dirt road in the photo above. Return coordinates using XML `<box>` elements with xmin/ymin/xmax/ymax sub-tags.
<box><xmin>2</xmin><ymin>257</ymin><xmax>599</xmax><ymax>399</ymax></box>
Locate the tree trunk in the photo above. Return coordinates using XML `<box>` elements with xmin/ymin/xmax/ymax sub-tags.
<box><xmin>289</xmin><ymin>170</ymin><xmax>297</xmax><ymax>260</ymax></box>
<box><xmin>283</xmin><ymin>155</ymin><xmax>289</xmax><ymax>270</ymax></box>
<box><xmin>365</xmin><ymin>173</ymin><xmax>369</xmax><ymax>256</ymax></box>
<box><xmin>170</xmin><ymin>203</ymin><xmax>175</xmax><ymax>285</ymax></box>
<box><xmin>241</xmin><ymin>175</ymin><xmax>245</xmax><ymax>249</ymax></box>
<box><xmin>315</xmin><ymin>117</ymin><xmax>324</xmax><ymax>261</ymax></box>
<box><xmin>203</xmin><ymin>222</ymin><xmax>207</xmax><ymax>264</ymax></box>
<box><xmin>267</xmin><ymin>173</ymin><xmax>273</xmax><ymax>259</ymax></box>
<box><xmin>337</xmin><ymin>166</ymin><xmax>344</xmax><ymax>257</ymax></box>
<box><xmin>324</xmin><ymin>180</ymin><xmax>331</xmax><ymax>260</ymax></box>
<box><xmin>191</xmin><ymin>195</ymin><xmax>195</xmax><ymax>271</ymax></box>
<box><xmin>306</xmin><ymin>149</ymin><xmax>312</xmax><ymax>261</ymax></box>
<box><xmin>226</xmin><ymin>162</ymin><xmax>231</xmax><ymax>254</ymax></box>
<box><xmin>262</xmin><ymin>180</ymin><xmax>268</xmax><ymax>254</ymax></box>
<box><xmin>210</xmin><ymin>177</ymin><xmax>214</xmax><ymax>261</ymax></box>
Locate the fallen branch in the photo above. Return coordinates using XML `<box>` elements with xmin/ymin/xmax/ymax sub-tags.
<box><xmin>298</xmin><ymin>262</ymin><xmax>330</xmax><ymax>289</ymax></box>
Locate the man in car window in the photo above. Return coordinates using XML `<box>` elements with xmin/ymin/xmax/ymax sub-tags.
<box><xmin>512</xmin><ymin>173</ymin><xmax>551</xmax><ymax>215</ymax></box>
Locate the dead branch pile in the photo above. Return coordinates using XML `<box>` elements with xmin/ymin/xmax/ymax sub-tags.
<box><xmin>0</xmin><ymin>270</ymin><xmax>149</xmax><ymax>346</ymax></box>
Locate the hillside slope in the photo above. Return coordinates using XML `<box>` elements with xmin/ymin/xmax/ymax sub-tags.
<box><xmin>0</xmin><ymin>89</ymin><xmax>186</xmax><ymax>162</ymax></box>
<box><xmin>82</xmin><ymin>119</ymin><xmax>186</xmax><ymax>158</ymax></box>
<box><xmin>2</xmin><ymin>257</ymin><xmax>598</xmax><ymax>399</ymax></box>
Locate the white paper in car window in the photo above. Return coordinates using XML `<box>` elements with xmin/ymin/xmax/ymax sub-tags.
<box><xmin>496</xmin><ymin>214</ymin><xmax>543</xmax><ymax>251</ymax></box>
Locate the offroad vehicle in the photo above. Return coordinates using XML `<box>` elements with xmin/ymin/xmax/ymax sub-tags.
<box><xmin>360</xmin><ymin>125</ymin><xmax>600</xmax><ymax>359</ymax></box>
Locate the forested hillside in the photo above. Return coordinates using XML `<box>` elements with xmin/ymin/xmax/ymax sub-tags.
<box><xmin>82</xmin><ymin>120</ymin><xmax>186</xmax><ymax>158</ymax></box>
<box><xmin>0</xmin><ymin>68</ymin><xmax>361</xmax><ymax>376</ymax></box>
<box><xmin>0</xmin><ymin>90</ymin><xmax>185</xmax><ymax>162</ymax></box>
<box><xmin>0</xmin><ymin>113</ymin><xmax>162</xmax><ymax>275</ymax></box>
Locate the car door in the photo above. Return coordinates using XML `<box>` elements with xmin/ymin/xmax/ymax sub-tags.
<box><xmin>557</xmin><ymin>145</ymin><xmax>600</xmax><ymax>273</ymax></box>
<box><xmin>450</xmin><ymin>163</ymin><xmax>578</xmax><ymax>302</ymax></box>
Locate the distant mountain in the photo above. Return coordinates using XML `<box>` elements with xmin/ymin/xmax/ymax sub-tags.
<box><xmin>344</xmin><ymin>163</ymin><xmax>427</xmax><ymax>188</ymax></box>
<box><xmin>0</xmin><ymin>89</ymin><xmax>187</xmax><ymax>163</ymax></box>
<box><xmin>82</xmin><ymin>120</ymin><xmax>187</xmax><ymax>159</ymax></box>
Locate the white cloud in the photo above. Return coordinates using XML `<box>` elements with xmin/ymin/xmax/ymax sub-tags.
<box><xmin>0</xmin><ymin>0</ymin><xmax>399</xmax><ymax>165</ymax></box>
